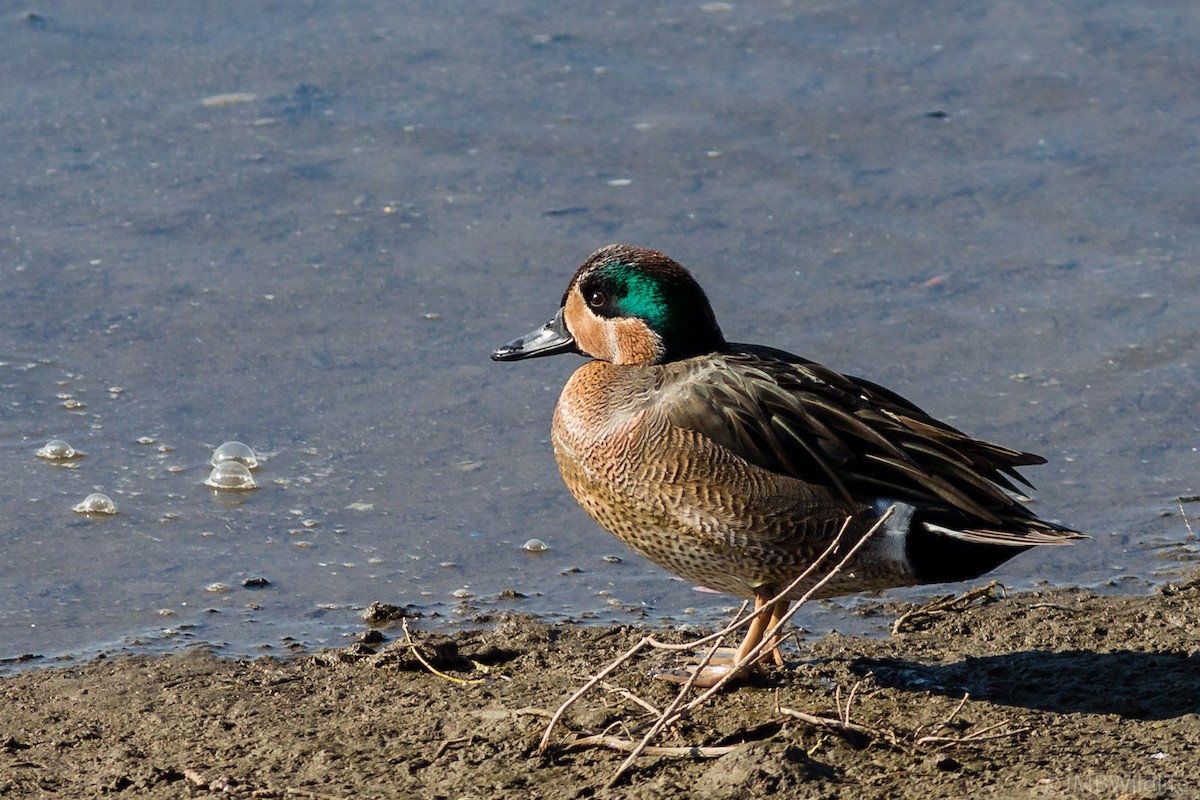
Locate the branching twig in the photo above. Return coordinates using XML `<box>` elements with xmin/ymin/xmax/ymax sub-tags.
<box><xmin>657</xmin><ymin>511</ymin><xmax>889</xmax><ymax>727</ymax></box>
<box><xmin>776</xmin><ymin>705</ymin><xmax>899</xmax><ymax>748</ymax></box>
<box><xmin>915</xmin><ymin>719</ymin><xmax>1030</xmax><ymax>748</ymax></box>
<box><xmin>600</xmin><ymin>681</ymin><xmax>662</xmax><ymax>718</ymax></box>
<box><xmin>537</xmin><ymin>510</ymin><xmax>894</xmax><ymax>787</ymax></box>
<box><xmin>537</xmin><ymin>634</ymin><xmax>660</xmax><ymax>754</ymax></box>
<box><xmin>781</xmin><ymin>689</ymin><xmax>1027</xmax><ymax>754</ymax></box>
<box><xmin>891</xmin><ymin>580</ymin><xmax>1005</xmax><ymax>635</ymax></box>
<box><xmin>607</xmin><ymin>636</ymin><xmax>724</xmax><ymax>786</ymax></box>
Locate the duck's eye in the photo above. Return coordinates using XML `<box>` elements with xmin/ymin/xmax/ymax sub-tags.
<box><xmin>587</xmin><ymin>291</ymin><xmax>607</xmax><ymax>308</ymax></box>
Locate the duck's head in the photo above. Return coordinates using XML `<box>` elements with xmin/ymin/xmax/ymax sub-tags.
<box><xmin>492</xmin><ymin>244</ymin><xmax>725</xmax><ymax>366</ymax></box>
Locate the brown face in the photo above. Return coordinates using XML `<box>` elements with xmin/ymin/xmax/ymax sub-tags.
<box><xmin>561</xmin><ymin>287</ymin><xmax>665</xmax><ymax>366</ymax></box>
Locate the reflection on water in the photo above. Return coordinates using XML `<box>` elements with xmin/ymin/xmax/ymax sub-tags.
<box><xmin>1</xmin><ymin>1</ymin><xmax>1197</xmax><ymax>672</ymax></box>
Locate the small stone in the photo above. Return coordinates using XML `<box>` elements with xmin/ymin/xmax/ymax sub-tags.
<box><xmin>361</xmin><ymin>601</ymin><xmax>421</xmax><ymax>624</ymax></box>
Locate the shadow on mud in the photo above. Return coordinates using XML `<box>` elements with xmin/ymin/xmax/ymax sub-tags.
<box><xmin>853</xmin><ymin>650</ymin><xmax>1200</xmax><ymax>719</ymax></box>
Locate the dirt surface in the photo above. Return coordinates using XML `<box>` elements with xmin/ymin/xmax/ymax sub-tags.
<box><xmin>2</xmin><ymin>578</ymin><xmax>1198</xmax><ymax>800</ymax></box>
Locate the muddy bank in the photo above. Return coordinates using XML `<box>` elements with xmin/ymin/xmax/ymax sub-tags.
<box><xmin>2</xmin><ymin>578</ymin><xmax>1198</xmax><ymax>799</ymax></box>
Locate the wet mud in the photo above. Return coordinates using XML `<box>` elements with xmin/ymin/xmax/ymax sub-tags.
<box><xmin>2</xmin><ymin>577</ymin><xmax>1197</xmax><ymax>799</ymax></box>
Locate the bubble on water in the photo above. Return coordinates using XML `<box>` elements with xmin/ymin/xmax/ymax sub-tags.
<box><xmin>522</xmin><ymin>538</ymin><xmax>549</xmax><ymax>553</ymax></box>
<box><xmin>204</xmin><ymin>461</ymin><xmax>258</xmax><ymax>490</ymax></box>
<box><xmin>37</xmin><ymin>439</ymin><xmax>79</xmax><ymax>460</ymax></box>
<box><xmin>452</xmin><ymin>588</ymin><xmax>473</xmax><ymax>599</ymax></box>
<box><xmin>73</xmin><ymin>493</ymin><xmax>116</xmax><ymax>514</ymax></box>
<box><xmin>205</xmin><ymin>582</ymin><xmax>229</xmax><ymax>593</ymax></box>
<box><xmin>210</xmin><ymin>441</ymin><xmax>259</xmax><ymax>469</ymax></box>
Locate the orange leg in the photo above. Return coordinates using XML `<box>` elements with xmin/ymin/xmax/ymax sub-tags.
<box><xmin>762</xmin><ymin>598</ymin><xmax>791</xmax><ymax>666</ymax></box>
<box><xmin>732</xmin><ymin>594</ymin><xmax>771</xmax><ymax>666</ymax></box>
<box><xmin>733</xmin><ymin>595</ymin><xmax>790</xmax><ymax>667</ymax></box>
<box><xmin>659</xmin><ymin>593</ymin><xmax>792</xmax><ymax>688</ymax></box>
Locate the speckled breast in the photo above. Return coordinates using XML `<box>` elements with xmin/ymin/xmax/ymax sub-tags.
<box><xmin>551</xmin><ymin>361</ymin><xmax>848</xmax><ymax>598</ymax></box>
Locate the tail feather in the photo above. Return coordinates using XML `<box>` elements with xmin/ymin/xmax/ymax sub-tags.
<box><xmin>922</xmin><ymin>521</ymin><xmax>1087</xmax><ymax>547</ymax></box>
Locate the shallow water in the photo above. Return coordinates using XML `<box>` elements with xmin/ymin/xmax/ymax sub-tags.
<box><xmin>1</xmin><ymin>1</ymin><xmax>1197</xmax><ymax>672</ymax></box>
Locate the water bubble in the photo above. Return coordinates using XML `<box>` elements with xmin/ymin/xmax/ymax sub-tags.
<box><xmin>37</xmin><ymin>439</ymin><xmax>78</xmax><ymax>460</ymax></box>
<box><xmin>73</xmin><ymin>493</ymin><xmax>117</xmax><ymax>514</ymax></box>
<box><xmin>452</xmin><ymin>588</ymin><xmax>473</xmax><ymax>599</ymax></box>
<box><xmin>210</xmin><ymin>441</ymin><xmax>259</xmax><ymax>469</ymax></box>
<box><xmin>522</xmin><ymin>538</ymin><xmax>549</xmax><ymax>553</ymax></box>
<box><xmin>205</xmin><ymin>582</ymin><xmax>229</xmax><ymax>593</ymax></box>
<box><xmin>204</xmin><ymin>461</ymin><xmax>258</xmax><ymax>490</ymax></box>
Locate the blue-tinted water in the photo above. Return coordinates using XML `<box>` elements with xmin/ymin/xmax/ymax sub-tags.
<box><xmin>1</xmin><ymin>1</ymin><xmax>1196</xmax><ymax>672</ymax></box>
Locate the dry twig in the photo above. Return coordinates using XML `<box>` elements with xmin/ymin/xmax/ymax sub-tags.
<box><xmin>1178</xmin><ymin>497</ymin><xmax>1196</xmax><ymax>539</ymax></box>
<box><xmin>890</xmin><ymin>580</ymin><xmax>1006</xmax><ymax>635</ymax></box>
<box><xmin>600</xmin><ymin>680</ymin><xmax>662</xmax><ymax>717</ymax></box>
<box><xmin>920</xmin><ymin>692</ymin><xmax>970</xmax><ymax>738</ymax></box>
<box><xmin>915</xmin><ymin>721</ymin><xmax>1031</xmax><ymax>748</ymax></box>
<box><xmin>567</xmin><ymin>734</ymin><xmax>738</xmax><ymax>758</ymax></box>
<box><xmin>401</xmin><ymin>620</ymin><xmax>485</xmax><ymax>685</ymax></box>
<box><xmin>780</xmin><ymin>688</ymin><xmax>1027</xmax><ymax>754</ymax></box>
<box><xmin>607</xmin><ymin>633</ymin><xmax>725</xmax><ymax>786</ymax></box>
<box><xmin>776</xmin><ymin>705</ymin><xmax>898</xmax><ymax>748</ymax></box>
<box><xmin>540</xmin><ymin>510</ymin><xmax>894</xmax><ymax>786</ymax></box>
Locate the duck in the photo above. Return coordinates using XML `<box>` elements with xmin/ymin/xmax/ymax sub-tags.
<box><xmin>492</xmin><ymin>243</ymin><xmax>1083</xmax><ymax>683</ymax></box>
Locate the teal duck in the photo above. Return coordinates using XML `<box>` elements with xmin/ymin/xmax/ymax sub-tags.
<box><xmin>493</xmin><ymin>244</ymin><xmax>1083</xmax><ymax>680</ymax></box>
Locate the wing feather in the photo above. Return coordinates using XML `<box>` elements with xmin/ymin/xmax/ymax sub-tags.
<box><xmin>658</xmin><ymin>345</ymin><xmax>1060</xmax><ymax>529</ymax></box>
